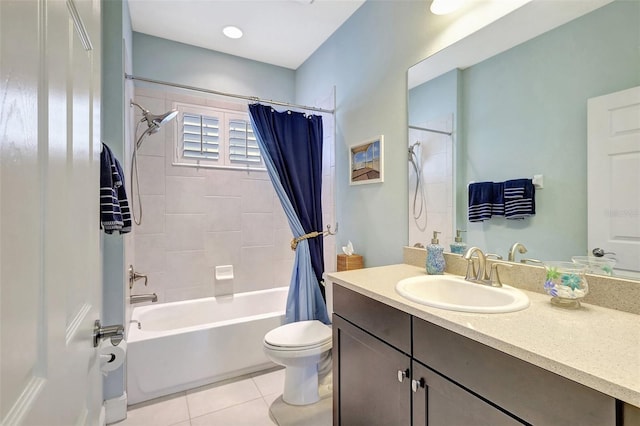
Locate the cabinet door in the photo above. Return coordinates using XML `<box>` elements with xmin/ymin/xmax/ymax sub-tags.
<box><xmin>412</xmin><ymin>361</ymin><xmax>524</xmax><ymax>426</ymax></box>
<box><xmin>333</xmin><ymin>315</ymin><xmax>411</xmax><ymax>426</ymax></box>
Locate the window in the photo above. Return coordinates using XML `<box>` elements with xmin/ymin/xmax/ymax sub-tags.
<box><xmin>174</xmin><ymin>103</ymin><xmax>264</xmax><ymax>170</ymax></box>
<box><xmin>182</xmin><ymin>113</ymin><xmax>220</xmax><ymax>160</ymax></box>
<box><xmin>228</xmin><ymin>116</ymin><xmax>260</xmax><ymax>165</ymax></box>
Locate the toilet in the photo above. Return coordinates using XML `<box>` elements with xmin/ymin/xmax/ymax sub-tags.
<box><xmin>263</xmin><ymin>320</ymin><xmax>332</xmax><ymax>406</ymax></box>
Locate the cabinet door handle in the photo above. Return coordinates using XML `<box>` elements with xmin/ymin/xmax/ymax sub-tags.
<box><xmin>411</xmin><ymin>378</ymin><xmax>426</xmax><ymax>392</ymax></box>
<box><xmin>397</xmin><ymin>368</ymin><xmax>410</xmax><ymax>383</ymax></box>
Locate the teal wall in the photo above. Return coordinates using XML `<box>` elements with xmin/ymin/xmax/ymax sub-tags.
<box><xmin>102</xmin><ymin>0</ymin><xmax>132</xmax><ymax>402</ymax></box>
<box><xmin>297</xmin><ymin>0</ymin><xmax>639</xmax><ymax>265</ymax></box>
<box><xmin>460</xmin><ymin>0</ymin><xmax>640</xmax><ymax>261</ymax></box>
<box><xmin>408</xmin><ymin>69</ymin><xmax>459</xmax><ymax>127</ymax></box>
<box><xmin>295</xmin><ymin>1</ymin><xmax>431</xmax><ymax>266</ymax></box>
<box><xmin>132</xmin><ymin>33</ymin><xmax>295</xmax><ymax>101</ymax></box>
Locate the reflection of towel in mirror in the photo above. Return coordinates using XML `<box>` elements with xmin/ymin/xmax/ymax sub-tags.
<box><xmin>492</xmin><ymin>182</ymin><xmax>505</xmax><ymax>217</ymax></box>
<box><xmin>504</xmin><ymin>179</ymin><xmax>535</xmax><ymax>219</ymax></box>
<box><xmin>468</xmin><ymin>182</ymin><xmax>493</xmax><ymax>222</ymax></box>
<box><xmin>100</xmin><ymin>143</ymin><xmax>132</xmax><ymax>234</ymax></box>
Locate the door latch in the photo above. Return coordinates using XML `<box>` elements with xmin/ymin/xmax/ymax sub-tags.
<box><xmin>93</xmin><ymin>320</ymin><xmax>124</xmax><ymax>347</ymax></box>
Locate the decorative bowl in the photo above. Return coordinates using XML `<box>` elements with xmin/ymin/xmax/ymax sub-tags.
<box><xmin>571</xmin><ymin>256</ymin><xmax>615</xmax><ymax>276</ymax></box>
<box><xmin>543</xmin><ymin>261</ymin><xmax>589</xmax><ymax>309</ymax></box>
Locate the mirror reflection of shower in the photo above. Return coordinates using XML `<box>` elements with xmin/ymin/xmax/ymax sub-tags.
<box><xmin>130</xmin><ymin>100</ymin><xmax>178</xmax><ymax>225</ymax></box>
<box><xmin>408</xmin><ymin>114</ymin><xmax>454</xmax><ymax>248</ymax></box>
<box><xmin>409</xmin><ymin>141</ymin><xmax>428</xmax><ymax>232</ymax></box>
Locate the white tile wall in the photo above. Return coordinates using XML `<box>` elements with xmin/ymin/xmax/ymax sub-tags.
<box><xmin>165</xmin><ymin>176</ymin><xmax>206</xmax><ymax>214</ymax></box>
<box><xmin>408</xmin><ymin>116</ymin><xmax>454</xmax><ymax>249</ymax></box>
<box><xmin>133</xmin><ymin>87</ymin><xmax>336</xmax><ymax>303</ymax></box>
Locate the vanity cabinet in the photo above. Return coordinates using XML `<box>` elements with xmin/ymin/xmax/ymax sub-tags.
<box><xmin>332</xmin><ymin>283</ymin><xmax>618</xmax><ymax>426</ymax></box>
<box><xmin>332</xmin><ymin>284</ymin><xmax>412</xmax><ymax>425</ymax></box>
<box><xmin>413</xmin><ymin>318</ymin><xmax>616</xmax><ymax>425</ymax></box>
<box><xmin>332</xmin><ymin>315</ymin><xmax>411</xmax><ymax>425</ymax></box>
<box><xmin>411</xmin><ymin>360</ymin><xmax>521</xmax><ymax>426</ymax></box>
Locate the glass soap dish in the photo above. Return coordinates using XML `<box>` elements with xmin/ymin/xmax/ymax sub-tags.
<box><xmin>543</xmin><ymin>261</ymin><xmax>589</xmax><ymax>309</ymax></box>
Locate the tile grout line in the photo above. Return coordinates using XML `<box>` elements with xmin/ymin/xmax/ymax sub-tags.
<box><xmin>186</xmin><ymin>395</ymin><xmax>271</xmax><ymax>423</ymax></box>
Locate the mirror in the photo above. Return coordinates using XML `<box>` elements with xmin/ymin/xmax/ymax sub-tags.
<box><xmin>408</xmin><ymin>0</ymin><xmax>640</xmax><ymax>280</ymax></box>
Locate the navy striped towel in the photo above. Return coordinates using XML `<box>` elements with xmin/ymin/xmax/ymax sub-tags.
<box><xmin>468</xmin><ymin>182</ymin><xmax>494</xmax><ymax>222</ymax></box>
<box><xmin>492</xmin><ymin>182</ymin><xmax>505</xmax><ymax>217</ymax></box>
<box><xmin>100</xmin><ymin>143</ymin><xmax>132</xmax><ymax>234</ymax></box>
<box><xmin>504</xmin><ymin>178</ymin><xmax>535</xmax><ymax>219</ymax></box>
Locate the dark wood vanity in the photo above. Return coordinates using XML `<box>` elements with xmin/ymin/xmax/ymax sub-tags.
<box><xmin>332</xmin><ymin>283</ymin><xmax>638</xmax><ymax>426</ymax></box>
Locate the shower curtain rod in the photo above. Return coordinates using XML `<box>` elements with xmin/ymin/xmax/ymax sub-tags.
<box><xmin>125</xmin><ymin>74</ymin><xmax>335</xmax><ymax>115</ymax></box>
<box><xmin>409</xmin><ymin>125</ymin><xmax>452</xmax><ymax>136</ymax></box>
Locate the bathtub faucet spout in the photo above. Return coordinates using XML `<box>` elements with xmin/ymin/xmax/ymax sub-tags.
<box><xmin>130</xmin><ymin>293</ymin><xmax>158</xmax><ymax>304</ymax></box>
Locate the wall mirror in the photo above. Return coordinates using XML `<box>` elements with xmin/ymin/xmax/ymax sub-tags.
<box><xmin>407</xmin><ymin>0</ymin><xmax>640</xmax><ymax>280</ymax></box>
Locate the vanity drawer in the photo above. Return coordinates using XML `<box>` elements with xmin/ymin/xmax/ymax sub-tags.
<box><xmin>413</xmin><ymin>317</ymin><xmax>616</xmax><ymax>425</ymax></box>
<box><xmin>332</xmin><ymin>284</ymin><xmax>411</xmax><ymax>354</ymax></box>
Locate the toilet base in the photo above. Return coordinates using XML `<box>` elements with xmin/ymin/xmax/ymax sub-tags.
<box><xmin>283</xmin><ymin>364</ymin><xmax>319</xmax><ymax>406</ymax></box>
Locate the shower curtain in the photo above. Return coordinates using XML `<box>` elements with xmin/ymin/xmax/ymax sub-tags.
<box><xmin>248</xmin><ymin>104</ymin><xmax>330</xmax><ymax>325</ymax></box>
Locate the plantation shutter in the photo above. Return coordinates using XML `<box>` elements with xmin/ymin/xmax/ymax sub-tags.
<box><xmin>228</xmin><ymin>118</ymin><xmax>261</xmax><ymax>165</ymax></box>
<box><xmin>182</xmin><ymin>113</ymin><xmax>220</xmax><ymax>160</ymax></box>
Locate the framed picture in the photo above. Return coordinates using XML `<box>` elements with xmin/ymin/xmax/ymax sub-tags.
<box><xmin>349</xmin><ymin>135</ymin><xmax>384</xmax><ymax>185</ymax></box>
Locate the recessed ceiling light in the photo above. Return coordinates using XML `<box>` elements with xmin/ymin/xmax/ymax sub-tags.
<box><xmin>430</xmin><ymin>0</ymin><xmax>466</xmax><ymax>15</ymax></box>
<box><xmin>223</xmin><ymin>26</ymin><xmax>243</xmax><ymax>39</ymax></box>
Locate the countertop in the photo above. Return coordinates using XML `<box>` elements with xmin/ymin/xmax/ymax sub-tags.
<box><xmin>326</xmin><ymin>264</ymin><xmax>640</xmax><ymax>407</ymax></box>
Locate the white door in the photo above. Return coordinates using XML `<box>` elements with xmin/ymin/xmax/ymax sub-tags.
<box><xmin>1</xmin><ymin>0</ymin><xmax>103</xmax><ymax>424</ymax></box>
<box><xmin>588</xmin><ymin>86</ymin><xmax>640</xmax><ymax>274</ymax></box>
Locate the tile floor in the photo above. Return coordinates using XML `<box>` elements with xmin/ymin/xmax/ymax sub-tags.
<box><xmin>116</xmin><ymin>367</ymin><xmax>332</xmax><ymax>426</ymax></box>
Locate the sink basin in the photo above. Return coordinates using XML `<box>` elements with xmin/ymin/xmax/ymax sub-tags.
<box><xmin>395</xmin><ymin>275</ymin><xmax>529</xmax><ymax>313</ymax></box>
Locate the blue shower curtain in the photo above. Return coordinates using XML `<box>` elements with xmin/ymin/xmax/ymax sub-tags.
<box><xmin>248</xmin><ymin>104</ymin><xmax>330</xmax><ymax>325</ymax></box>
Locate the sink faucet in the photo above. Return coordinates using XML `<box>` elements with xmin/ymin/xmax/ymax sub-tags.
<box><xmin>463</xmin><ymin>247</ymin><xmax>487</xmax><ymax>282</ymax></box>
<box><xmin>130</xmin><ymin>293</ymin><xmax>158</xmax><ymax>304</ymax></box>
<box><xmin>463</xmin><ymin>247</ymin><xmax>512</xmax><ymax>287</ymax></box>
<box><xmin>508</xmin><ymin>242</ymin><xmax>528</xmax><ymax>262</ymax></box>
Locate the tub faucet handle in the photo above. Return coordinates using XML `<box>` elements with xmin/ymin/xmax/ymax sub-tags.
<box><xmin>129</xmin><ymin>265</ymin><xmax>148</xmax><ymax>289</ymax></box>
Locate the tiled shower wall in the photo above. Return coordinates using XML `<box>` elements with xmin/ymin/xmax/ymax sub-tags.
<box><xmin>407</xmin><ymin>115</ymin><xmax>454</xmax><ymax>250</ymax></box>
<box><xmin>131</xmin><ymin>86</ymin><xmax>336</xmax><ymax>303</ymax></box>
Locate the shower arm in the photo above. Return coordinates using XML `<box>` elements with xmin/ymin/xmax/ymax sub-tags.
<box><xmin>130</xmin><ymin>100</ymin><xmax>148</xmax><ymax>115</ymax></box>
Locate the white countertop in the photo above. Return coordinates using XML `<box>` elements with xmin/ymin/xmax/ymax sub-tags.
<box><xmin>327</xmin><ymin>264</ymin><xmax>640</xmax><ymax>407</ymax></box>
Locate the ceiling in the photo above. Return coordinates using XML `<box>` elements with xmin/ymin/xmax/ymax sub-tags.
<box><xmin>127</xmin><ymin>0</ymin><xmax>366</xmax><ymax>70</ymax></box>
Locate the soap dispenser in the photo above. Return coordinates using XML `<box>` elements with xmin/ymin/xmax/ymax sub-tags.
<box><xmin>426</xmin><ymin>231</ymin><xmax>446</xmax><ymax>275</ymax></box>
<box><xmin>450</xmin><ymin>230</ymin><xmax>467</xmax><ymax>254</ymax></box>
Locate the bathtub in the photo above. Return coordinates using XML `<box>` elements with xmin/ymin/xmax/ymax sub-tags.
<box><xmin>126</xmin><ymin>287</ymin><xmax>288</xmax><ymax>405</ymax></box>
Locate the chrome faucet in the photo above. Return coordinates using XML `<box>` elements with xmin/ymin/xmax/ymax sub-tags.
<box><xmin>508</xmin><ymin>242</ymin><xmax>528</xmax><ymax>262</ymax></box>
<box><xmin>463</xmin><ymin>247</ymin><xmax>487</xmax><ymax>282</ymax></box>
<box><xmin>463</xmin><ymin>247</ymin><xmax>512</xmax><ymax>287</ymax></box>
<box><xmin>130</xmin><ymin>293</ymin><xmax>158</xmax><ymax>304</ymax></box>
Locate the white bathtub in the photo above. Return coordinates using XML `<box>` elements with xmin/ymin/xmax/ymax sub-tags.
<box><xmin>126</xmin><ymin>287</ymin><xmax>288</xmax><ymax>405</ymax></box>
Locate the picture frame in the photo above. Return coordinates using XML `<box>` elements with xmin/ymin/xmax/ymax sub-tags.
<box><xmin>349</xmin><ymin>135</ymin><xmax>384</xmax><ymax>185</ymax></box>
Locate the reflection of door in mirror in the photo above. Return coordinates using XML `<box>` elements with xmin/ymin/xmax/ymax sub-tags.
<box><xmin>588</xmin><ymin>86</ymin><xmax>640</xmax><ymax>278</ymax></box>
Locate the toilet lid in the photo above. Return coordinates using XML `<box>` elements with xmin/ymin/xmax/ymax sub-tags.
<box><xmin>264</xmin><ymin>320</ymin><xmax>331</xmax><ymax>348</ymax></box>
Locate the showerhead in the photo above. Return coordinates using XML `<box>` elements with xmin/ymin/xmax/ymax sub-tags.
<box><xmin>146</xmin><ymin>109</ymin><xmax>179</xmax><ymax>127</ymax></box>
<box><xmin>130</xmin><ymin>100</ymin><xmax>178</xmax><ymax>135</ymax></box>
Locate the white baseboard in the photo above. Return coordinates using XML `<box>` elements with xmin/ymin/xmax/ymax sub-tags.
<box><xmin>104</xmin><ymin>392</ymin><xmax>127</xmax><ymax>425</ymax></box>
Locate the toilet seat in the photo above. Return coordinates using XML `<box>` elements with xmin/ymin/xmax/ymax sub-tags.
<box><xmin>264</xmin><ymin>320</ymin><xmax>331</xmax><ymax>350</ymax></box>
